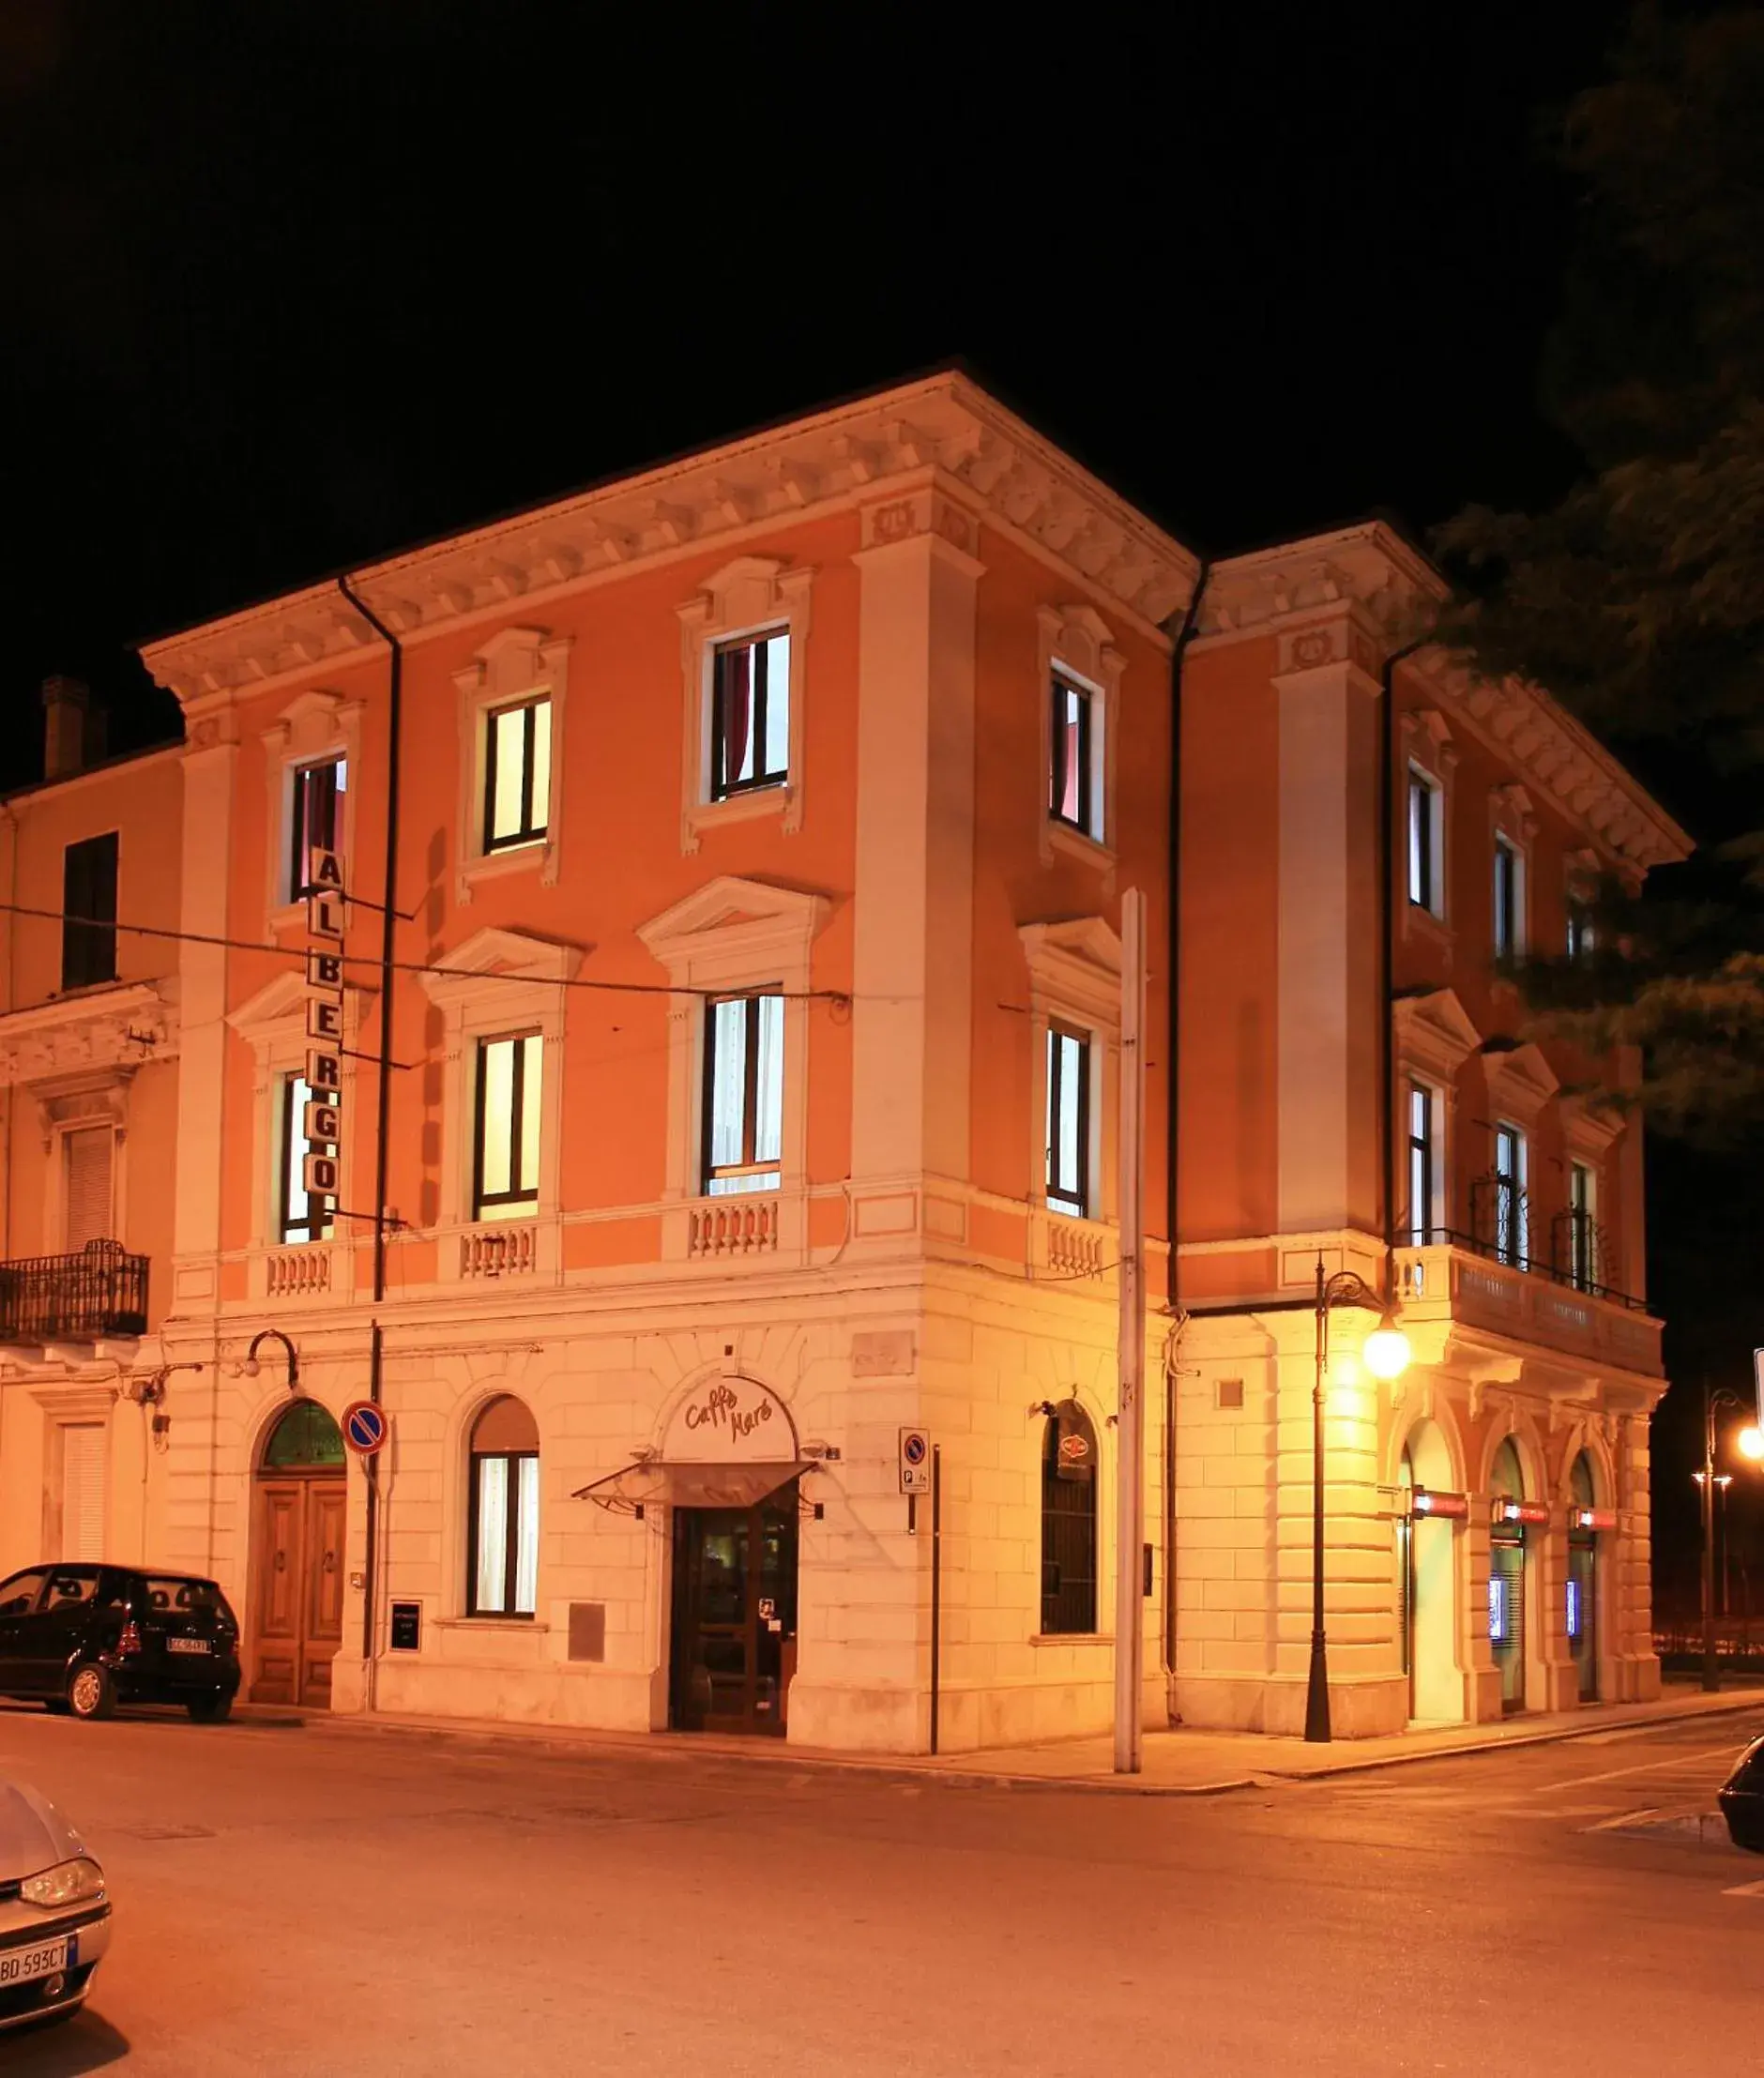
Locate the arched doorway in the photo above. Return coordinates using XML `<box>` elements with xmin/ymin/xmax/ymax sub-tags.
<box><xmin>1488</xmin><ymin>1438</ymin><xmax>1529</xmax><ymax>1715</ymax></box>
<box><xmin>1568</xmin><ymin>1451</ymin><xmax>1599</xmax><ymax>1702</ymax></box>
<box><xmin>251</xmin><ymin>1398</ymin><xmax>346</xmax><ymax>1707</ymax></box>
<box><xmin>1397</xmin><ymin>1418</ymin><xmax>1464</xmax><ymax>1723</ymax></box>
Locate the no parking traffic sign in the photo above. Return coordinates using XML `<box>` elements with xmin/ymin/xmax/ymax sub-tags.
<box><xmin>899</xmin><ymin>1427</ymin><xmax>930</xmax><ymax>1494</ymax></box>
<box><xmin>342</xmin><ymin>1401</ymin><xmax>388</xmax><ymax>1457</ymax></box>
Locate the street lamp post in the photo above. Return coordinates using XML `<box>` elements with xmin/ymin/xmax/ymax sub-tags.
<box><xmin>1305</xmin><ymin>1258</ymin><xmax>1410</xmax><ymax>1744</ymax></box>
<box><xmin>1700</xmin><ymin>1380</ymin><xmax>1764</xmax><ymax>1692</ymax></box>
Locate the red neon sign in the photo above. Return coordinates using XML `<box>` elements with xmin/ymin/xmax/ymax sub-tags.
<box><xmin>1495</xmin><ymin>1499</ymin><xmax>1551</xmax><ymax>1527</ymax></box>
<box><xmin>1411</xmin><ymin>1489</ymin><xmax>1468</xmax><ymax>1520</ymax></box>
<box><xmin>1574</xmin><ymin>1507</ymin><xmax>1618</xmax><ymax>1533</ymax></box>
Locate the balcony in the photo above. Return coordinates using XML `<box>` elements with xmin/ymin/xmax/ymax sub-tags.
<box><xmin>1393</xmin><ymin>1236</ymin><xmax>1662</xmax><ymax>1379</ymax></box>
<box><xmin>0</xmin><ymin>1241</ymin><xmax>149</xmax><ymax>1344</ymax></box>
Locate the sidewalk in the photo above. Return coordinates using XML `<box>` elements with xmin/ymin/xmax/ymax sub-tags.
<box><xmin>250</xmin><ymin>1680</ymin><xmax>1764</xmax><ymax>1797</ymax></box>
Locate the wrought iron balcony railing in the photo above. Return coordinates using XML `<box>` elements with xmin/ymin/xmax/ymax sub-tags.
<box><xmin>0</xmin><ymin>1241</ymin><xmax>149</xmax><ymax>1342</ymax></box>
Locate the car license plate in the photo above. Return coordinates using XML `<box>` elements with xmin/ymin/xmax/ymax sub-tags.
<box><xmin>0</xmin><ymin>1936</ymin><xmax>68</xmax><ymax>1987</ymax></box>
<box><xmin>167</xmin><ymin>1637</ymin><xmax>211</xmax><ymax>1654</ymax></box>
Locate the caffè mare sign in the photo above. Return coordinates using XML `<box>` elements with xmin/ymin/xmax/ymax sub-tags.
<box><xmin>662</xmin><ymin>1377</ymin><xmax>798</xmax><ymax>1464</ymax></box>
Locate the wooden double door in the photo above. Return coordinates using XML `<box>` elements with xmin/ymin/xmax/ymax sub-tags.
<box><xmin>251</xmin><ymin>1474</ymin><xmax>345</xmax><ymax>1706</ymax></box>
<box><xmin>669</xmin><ymin>1494</ymin><xmax>798</xmax><ymax>1736</ymax></box>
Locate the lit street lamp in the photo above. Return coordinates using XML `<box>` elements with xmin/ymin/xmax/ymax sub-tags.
<box><xmin>1700</xmin><ymin>1382</ymin><xmax>1764</xmax><ymax>1692</ymax></box>
<box><xmin>1306</xmin><ymin>1257</ymin><xmax>1410</xmax><ymax>1744</ymax></box>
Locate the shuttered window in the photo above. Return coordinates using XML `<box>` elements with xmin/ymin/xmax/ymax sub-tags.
<box><xmin>63</xmin><ymin>1128</ymin><xmax>114</xmax><ymax>1251</ymax></box>
<box><xmin>62</xmin><ymin>832</ymin><xmax>118</xmax><ymax>990</ymax></box>
<box><xmin>60</xmin><ymin>1425</ymin><xmax>105</xmax><ymax>1561</ymax></box>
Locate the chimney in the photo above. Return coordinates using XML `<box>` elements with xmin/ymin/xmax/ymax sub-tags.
<box><xmin>41</xmin><ymin>675</ymin><xmax>88</xmax><ymax>781</ymax></box>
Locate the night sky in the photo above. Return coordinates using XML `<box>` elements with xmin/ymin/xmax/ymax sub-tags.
<box><xmin>0</xmin><ymin>3</ymin><xmax>1742</xmax><ymax>1592</ymax></box>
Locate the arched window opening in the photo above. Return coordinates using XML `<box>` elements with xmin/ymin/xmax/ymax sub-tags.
<box><xmin>1488</xmin><ymin>1437</ymin><xmax>1528</xmax><ymax>1715</ymax></box>
<box><xmin>1568</xmin><ymin>1450</ymin><xmax>1599</xmax><ymax>1702</ymax></box>
<box><xmin>1040</xmin><ymin>1401</ymin><xmax>1098</xmax><ymax>1636</ymax></box>
<box><xmin>260</xmin><ymin>1399</ymin><xmax>345</xmax><ymax>1471</ymax></box>
<box><xmin>469</xmin><ymin>1395</ymin><xmax>540</xmax><ymax>1617</ymax></box>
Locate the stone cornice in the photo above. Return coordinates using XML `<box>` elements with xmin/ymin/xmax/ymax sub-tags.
<box><xmin>1196</xmin><ymin>521</ymin><xmax>1690</xmax><ymax>875</ymax></box>
<box><xmin>141</xmin><ymin>376</ymin><xmax>1203</xmax><ymax>704</ymax></box>
<box><xmin>0</xmin><ymin>980</ymin><xmax>178</xmax><ymax>1087</ymax></box>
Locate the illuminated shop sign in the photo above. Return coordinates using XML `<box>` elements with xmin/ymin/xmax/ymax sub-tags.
<box><xmin>1487</xmin><ymin>1574</ymin><xmax>1510</xmax><ymax>1645</ymax></box>
<box><xmin>1572</xmin><ymin>1508</ymin><xmax>1618</xmax><ymax>1533</ymax></box>
<box><xmin>1410</xmin><ymin>1488</ymin><xmax>1468</xmax><ymax>1520</ymax></box>
<box><xmin>1566</xmin><ymin>1579</ymin><xmax>1582</xmax><ymax>1640</ymax></box>
<box><xmin>1493</xmin><ymin>1499</ymin><xmax>1550</xmax><ymax>1527</ymax></box>
<box><xmin>301</xmin><ymin>845</ymin><xmax>344</xmax><ymax>1203</ymax></box>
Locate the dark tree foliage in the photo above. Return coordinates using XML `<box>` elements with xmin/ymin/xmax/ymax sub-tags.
<box><xmin>1434</xmin><ymin>6</ymin><xmax>1764</xmax><ymax>1144</ymax></box>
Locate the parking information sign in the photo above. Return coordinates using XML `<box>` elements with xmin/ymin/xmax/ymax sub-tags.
<box><xmin>342</xmin><ymin>1401</ymin><xmax>388</xmax><ymax>1457</ymax></box>
<box><xmin>899</xmin><ymin>1428</ymin><xmax>931</xmax><ymax>1494</ymax></box>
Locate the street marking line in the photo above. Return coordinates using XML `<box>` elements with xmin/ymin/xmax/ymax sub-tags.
<box><xmin>1522</xmin><ymin>1742</ymin><xmax>1747</xmax><ymax>1797</ymax></box>
<box><xmin>1723</xmin><ymin>1878</ymin><xmax>1764</xmax><ymax>1897</ymax></box>
<box><xmin>1587</xmin><ymin>1807</ymin><xmax>1661</xmax><ymax>1830</ymax></box>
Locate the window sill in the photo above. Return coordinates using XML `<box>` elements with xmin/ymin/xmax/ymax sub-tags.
<box><xmin>456</xmin><ymin>837</ymin><xmax>555</xmax><ymax>902</ymax></box>
<box><xmin>1043</xmin><ymin>818</ymin><xmax>1116</xmax><ymax>880</ymax></box>
<box><xmin>1028</xmin><ymin>1632</ymin><xmax>1113</xmax><ymax>1647</ymax></box>
<box><xmin>682</xmin><ymin>783</ymin><xmax>798</xmax><ymax>851</ymax></box>
<box><xmin>433</xmin><ymin>1615</ymin><xmax>550</xmax><ymax>1632</ymax></box>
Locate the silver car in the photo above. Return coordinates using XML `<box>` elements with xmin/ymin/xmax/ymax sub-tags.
<box><xmin>0</xmin><ymin>1778</ymin><xmax>111</xmax><ymax>2031</ymax></box>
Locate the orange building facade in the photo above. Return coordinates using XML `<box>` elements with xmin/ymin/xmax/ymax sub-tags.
<box><xmin>0</xmin><ymin>377</ymin><xmax>1684</xmax><ymax>1749</ymax></box>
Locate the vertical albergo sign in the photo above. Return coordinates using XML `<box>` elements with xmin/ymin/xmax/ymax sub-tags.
<box><xmin>302</xmin><ymin>846</ymin><xmax>345</xmax><ymax>1206</ymax></box>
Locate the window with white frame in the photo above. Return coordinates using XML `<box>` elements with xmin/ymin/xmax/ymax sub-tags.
<box><xmin>1569</xmin><ymin>1160</ymin><xmax>1597</xmax><ymax>1290</ymax></box>
<box><xmin>1407</xmin><ymin>766</ymin><xmax>1444</xmax><ymax>917</ymax></box>
<box><xmin>704</xmin><ymin>993</ymin><xmax>783</xmax><ymax>1195</ymax></box>
<box><xmin>1046</xmin><ymin>1022</ymin><xmax>1093</xmax><ymax>1218</ymax></box>
<box><xmin>474</xmin><ymin>1033</ymin><xmax>543</xmax><ymax>1221</ymax></box>
<box><xmin>278</xmin><ymin>1072</ymin><xmax>333</xmax><ymax>1244</ymax></box>
<box><xmin>290</xmin><ymin>755</ymin><xmax>346</xmax><ymax>894</ymax></box>
<box><xmin>483</xmin><ymin>698</ymin><xmax>552</xmax><ymax>853</ymax></box>
<box><xmin>710</xmin><ymin>632</ymin><xmax>791</xmax><ymax>799</ymax></box>
<box><xmin>1493</xmin><ymin>1122</ymin><xmax>1528</xmax><ymax>1267</ymax></box>
<box><xmin>1493</xmin><ymin>833</ymin><xmax>1525</xmax><ymax>960</ymax></box>
<box><xmin>1049</xmin><ymin>674</ymin><xmax>1103</xmax><ymax>842</ymax></box>
<box><xmin>1407</xmin><ymin>1082</ymin><xmax>1442</xmax><ymax>1246</ymax></box>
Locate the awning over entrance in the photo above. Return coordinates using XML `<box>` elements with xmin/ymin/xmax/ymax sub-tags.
<box><xmin>573</xmin><ymin>1458</ymin><xmax>814</xmax><ymax>1515</ymax></box>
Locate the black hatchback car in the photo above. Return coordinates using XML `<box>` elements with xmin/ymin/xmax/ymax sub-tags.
<box><xmin>0</xmin><ymin>1565</ymin><xmax>240</xmax><ymax>1722</ymax></box>
<box><xmin>1719</xmin><ymin>1733</ymin><xmax>1764</xmax><ymax>1853</ymax></box>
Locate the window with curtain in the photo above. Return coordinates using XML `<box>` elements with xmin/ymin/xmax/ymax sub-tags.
<box><xmin>483</xmin><ymin>697</ymin><xmax>552</xmax><ymax>851</ymax></box>
<box><xmin>1407</xmin><ymin>1083</ymin><xmax>1439</xmax><ymax>1246</ymax></box>
<box><xmin>62</xmin><ymin>832</ymin><xmax>118</xmax><ymax>991</ymax></box>
<box><xmin>474</xmin><ymin>1033</ymin><xmax>543</xmax><ymax>1221</ymax></box>
<box><xmin>704</xmin><ymin>993</ymin><xmax>783</xmax><ymax>1194</ymax></box>
<box><xmin>468</xmin><ymin>1396</ymin><xmax>540</xmax><ymax>1617</ymax></box>
<box><xmin>1494</xmin><ymin>1123</ymin><xmax>1528</xmax><ymax>1267</ymax></box>
<box><xmin>279</xmin><ymin>1073</ymin><xmax>334</xmax><ymax>1243</ymax></box>
<box><xmin>710</xmin><ymin>632</ymin><xmax>790</xmax><ymax>798</ymax></box>
<box><xmin>1046</xmin><ymin>1023</ymin><xmax>1091</xmax><ymax>1218</ymax></box>
<box><xmin>1407</xmin><ymin>769</ymin><xmax>1442</xmax><ymax>916</ymax></box>
<box><xmin>1049</xmin><ymin>673</ymin><xmax>1102</xmax><ymax>840</ymax></box>
<box><xmin>1040</xmin><ymin>1402</ymin><xmax>1098</xmax><ymax>1635</ymax></box>
<box><xmin>290</xmin><ymin>755</ymin><xmax>346</xmax><ymax>895</ymax></box>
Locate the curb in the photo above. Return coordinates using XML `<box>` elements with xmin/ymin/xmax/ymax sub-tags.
<box><xmin>228</xmin><ymin>1689</ymin><xmax>1764</xmax><ymax>1800</ymax></box>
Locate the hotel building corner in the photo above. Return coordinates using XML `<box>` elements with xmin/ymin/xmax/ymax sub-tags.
<box><xmin>0</xmin><ymin>379</ymin><xmax>1688</xmax><ymax>1752</ymax></box>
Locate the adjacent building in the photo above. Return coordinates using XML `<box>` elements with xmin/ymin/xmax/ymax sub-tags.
<box><xmin>0</xmin><ymin>374</ymin><xmax>1687</xmax><ymax>1749</ymax></box>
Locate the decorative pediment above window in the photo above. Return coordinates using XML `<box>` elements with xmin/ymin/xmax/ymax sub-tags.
<box><xmin>638</xmin><ymin>876</ymin><xmax>831</xmax><ymax>994</ymax></box>
<box><xmin>450</xmin><ymin>626</ymin><xmax>572</xmax><ymax>709</ymax></box>
<box><xmin>264</xmin><ymin>688</ymin><xmax>357</xmax><ymax>762</ymax></box>
<box><xmin>1393</xmin><ymin>987</ymin><xmax>1482</xmax><ymax>1085</ymax></box>
<box><xmin>1560</xmin><ymin>1091</ymin><xmax>1627</xmax><ymax>1157</ymax></box>
<box><xmin>679</xmin><ymin>557</ymin><xmax>814</xmax><ymax>638</ymax></box>
<box><xmin>1019</xmin><ymin>916</ymin><xmax>1123</xmax><ymax>1034</ymax></box>
<box><xmin>418</xmin><ymin>927</ymin><xmax>585</xmax><ymax>1013</ymax></box>
<box><xmin>227</xmin><ymin>967</ymin><xmax>376</xmax><ymax>1041</ymax></box>
<box><xmin>1401</xmin><ymin>706</ymin><xmax>1458</xmax><ymax>767</ymax></box>
<box><xmin>1491</xmin><ymin>781</ymin><xmax>1538</xmax><ymax>841</ymax></box>
<box><xmin>26</xmin><ymin>1068</ymin><xmax>135</xmax><ymax>1146</ymax></box>
<box><xmin>1481</xmin><ymin>1039</ymin><xmax>1559</xmax><ymax>1122</ymax></box>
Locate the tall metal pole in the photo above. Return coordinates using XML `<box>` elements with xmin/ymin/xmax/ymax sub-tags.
<box><xmin>1304</xmin><ymin>1257</ymin><xmax>1332</xmax><ymax>1742</ymax></box>
<box><xmin>1703</xmin><ymin>1377</ymin><xmax>1720</xmax><ymax>1693</ymax></box>
<box><xmin>929</xmin><ymin>1444</ymin><xmax>942</xmax><ymax>1757</ymax></box>
<box><xmin>1114</xmin><ymin>889</ymin><xmax>1148</xmax><ymax>1773</ymax></box>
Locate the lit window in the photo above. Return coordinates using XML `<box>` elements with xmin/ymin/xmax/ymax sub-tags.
<box><xmin>62</xmin><ymin>832</ymin><xmax>118</xmax><ymax>991</ymax></box>
<box><xmin>468</xmin><ymin>1396</ymin><xmax>540</xmax><ymax>1618</ymax></box>
<box><xmin>474</xmin><ymin>1033</ymin><xmax>542</xmax><ymax>1221</ymax></box>
<box><xmin>279</xmin><ymin>1074</ymin><xmax>334</xmax><ymax>1244</ymax></box>
<box><xmin>1494</xmin><ymin>1123</ymin><xmax>1527</xmax><ymax>1267</ymax></box>
<box><xmin>704</xmin><ymin>993</ymin><xmax>783</xmax><ymax>1194</ymax></box>
<box><xmin>1407</xmin><ymin>769</ymin><xmax>1442</xmax><ymax>917</ymax></box>
<box><xmin>1407</xmin><ymin>1083</ymin><xmax>1440</xmax><ymax>1246</ymax></box>
<box><xmin>1569</xmin><ymin>1160</ymin><xmax>1596</xmax><ymax>1291</ymax></box>
<box><xmin>1493</xmin><ymin>834</ymin><xmax>1524</xmax><ymax>960</ymax></box>
<box><xmin>711</xmin><ymin>633</ymin><xmax>790</xmax><ymax>798</ymax></box>
<box><xmin>1040</xmin><ymin>1402</ymin><xmax>1098</xmax><ymax>1635</ymax></box>
<box><xmin>483</xmin><ymin>698</ymin><xmax>552</xmax><ymax>852</ymax></box>
<box><xmin>1567</xmin><ymin>896</ymin><xmax>1595</xmax><ymax>960</ymax></box>
<box><xmin>1046</xmin><ymin>1023</ymin><xmax>1091</xmax><ymax>1218</ymax></box>
<box><xmin>291</xmin><ymin>756</ymin><xmax>346</xmax><ymax>895</ymax></box>
<box><xmin>1049</xmin><ymin>674</ymin><xmax>1102</xmax><ymax>841</ymax></box>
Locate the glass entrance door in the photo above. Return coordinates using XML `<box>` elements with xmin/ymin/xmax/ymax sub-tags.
<box><xmin>1569</xmin><ymin>1535</ymin><xmax>1597</xmax><ymax>1701</ymax></box>
<box><xmin>670</xmin><ymin>1489</ymin><xmax>798</xmax><ymax>1736</ymax></box>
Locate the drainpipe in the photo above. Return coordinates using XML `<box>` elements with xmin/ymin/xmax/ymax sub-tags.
<box><xmin>1163</xmin><ymin>560</ymin><xmax>1209</xmax><ymax>1695</ymax></box>
<box><xmin>1380</xmin><ymin>638</ymin><xmax>1424</xmax><ymax>1296</ymax></box>
<box><xmin>336</xmin><ymin>574</ymin><xmax>403</xmax><ymax>1713</ymax></box>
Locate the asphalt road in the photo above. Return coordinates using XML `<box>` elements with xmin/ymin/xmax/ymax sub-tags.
<box><xmin>2</xmin><ymin>1704</ymin><xmax>1760</xmax><ymax>2077</ymax></box>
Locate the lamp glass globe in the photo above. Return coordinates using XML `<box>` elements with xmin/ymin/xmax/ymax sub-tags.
<box><xmin>1361</xmin><ymin>1321</ymin><xmax>1411</xmax><ymax>1383</ymax></box>
<box><xmin>1739</xmin><ymin>1425</ymin><xmax>1764</xmax><ymax>1463</ymax></box>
